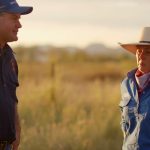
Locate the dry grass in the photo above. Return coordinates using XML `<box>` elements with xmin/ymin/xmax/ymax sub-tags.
<box><xmin>17</xmin><ymin>60</ymin><xmax>135</xmax><ymax>150</ymax></box>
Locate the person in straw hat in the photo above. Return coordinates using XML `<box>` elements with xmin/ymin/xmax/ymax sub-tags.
<box><xmin>0</xmin><ymin>0</ymin><xmax>33</xmax><ymax>150</ymax></box>
<box><xmin>119</xmin><ymin>27</ymin><xmax>150</xmax><ymax>150</ymax></box>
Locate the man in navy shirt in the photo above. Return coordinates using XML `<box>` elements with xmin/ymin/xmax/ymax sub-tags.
<box><xmin>0</xmin><ymin>0</ymin><xmax>33</xmax><ymax>150</ymax></box>
<box><xmin>119</xmin><ymin>27</ymin><xmax>150</xmax><ymax>150</ymax></box>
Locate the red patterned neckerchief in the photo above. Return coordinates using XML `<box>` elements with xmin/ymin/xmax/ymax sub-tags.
<box><xmin>135</xmin><ymin>70</ymin><xmax>150</xmax><ymax>96</ymax></box>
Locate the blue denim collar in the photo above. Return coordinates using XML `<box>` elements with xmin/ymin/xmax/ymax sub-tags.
<box><xmin>127</xmin><ymin>68</ymin><xmax>138</xmax><ymax>78</ymax></box>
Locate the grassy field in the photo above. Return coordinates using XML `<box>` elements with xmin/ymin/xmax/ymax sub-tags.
<box><xmin>17</xmin><ymin>58</ymin><xmax>136</xmax><ymax>150</ymax></box>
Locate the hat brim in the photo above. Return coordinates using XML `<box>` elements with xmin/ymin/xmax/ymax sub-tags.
<box><xmin>6</xmin><ymin>6</ymin><xmax>33</xmax><ymax>15</ymax></box>
<box><xmin>119</xmin><ymin>42</ymin><xmax>150</xmax><ymax>54</ymax></box>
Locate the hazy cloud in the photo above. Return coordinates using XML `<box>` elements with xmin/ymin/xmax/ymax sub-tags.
<box><xmin>25</xmin><ymin>0</ymin><xmax>150</xmax><ymax>29</ymax></box>
<box><xmin>19</xmin><ymin>0</ymin><xmax>150</xmax><ymax>47</ymax></box>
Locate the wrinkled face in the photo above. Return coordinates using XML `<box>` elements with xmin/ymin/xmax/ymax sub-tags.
<box><xmin>0</xmin><ymin>13</ymin><xmax>22</xmax><ymax>45</ymax></box>
<box><xmin>136</xmin><ymin>45</ymin><xmax>150</xmax><ymax>73</ymax></box>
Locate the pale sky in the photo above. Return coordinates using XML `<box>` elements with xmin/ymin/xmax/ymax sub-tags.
<box><xmin>12</xmin><ymin>0</ymin><xmax>150</xmax><ymax>48</ymax></box>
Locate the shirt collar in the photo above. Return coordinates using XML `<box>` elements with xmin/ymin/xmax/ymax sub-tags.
<box><xmin>127</xmin><ymin>68</ymin><xmax>137</xmax><ymax>78</ymax></box>
<box><xmin>135</xmin><ymin>70</ymin><xmax>150</xmax><ymax>89</ymax></box>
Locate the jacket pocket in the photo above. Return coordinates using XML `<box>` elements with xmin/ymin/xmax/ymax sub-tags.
<box><xmin>119</xmin><ymin>96</ymin><xmax>139</xmax><ymax>145</ymax></box>
<box><xmin>2</xmin><ymin>58</ymin><xmax>19</xmax><ymax>102</ymax></box>
<box><xmin>119</xmin><ymin>96</ymin><xmax>131</xmax><ymax>137</ymax></box>
<box><xmin>4</xmin><ymin>58</ymin><xmax>19</xmax><ymax>87</ymax></box>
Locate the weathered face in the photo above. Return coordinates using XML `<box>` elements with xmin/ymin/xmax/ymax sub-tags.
<box><xmin>0</xmin><ymin>13</ymin><xmax>22</xmax><ymax>45</ymax></box>
<box><xmin>136</xmin><ymin>45</ymin><xmax>150</xmax><ymax>73</ymax></box>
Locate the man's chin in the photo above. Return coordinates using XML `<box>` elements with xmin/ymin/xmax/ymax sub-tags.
<box><xmin>8</xmin><ymin>37</ymin><xmax>18</xmax><ymax>42</ymax></box>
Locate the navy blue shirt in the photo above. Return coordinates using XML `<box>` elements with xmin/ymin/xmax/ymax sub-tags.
<box><xmin>0</xmin><ymin>44</ymin><xmax>19</xmax><ymax>143</ymax></box>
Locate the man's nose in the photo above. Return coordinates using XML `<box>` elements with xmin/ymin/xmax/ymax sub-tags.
<box><xmin>17</xmin><ymin>20</ymin><xmax>22</xmax><ymax>28</ymax></box>
<box><xmin>139</xmin><ymin>49</ymin><xmax>145</xmax><ymax>59</ymax></box>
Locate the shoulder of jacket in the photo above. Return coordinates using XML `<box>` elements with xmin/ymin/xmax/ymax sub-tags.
<box><xmin>3</xmin><ymin>44</ymin><xmax>16</xmax><ymax>60</ymax></box>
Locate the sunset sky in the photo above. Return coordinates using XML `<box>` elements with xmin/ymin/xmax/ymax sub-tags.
<box><xmin>13</xmin><ymin>0</ymin><xmax>150</xmax><ymax>48</ymax></box>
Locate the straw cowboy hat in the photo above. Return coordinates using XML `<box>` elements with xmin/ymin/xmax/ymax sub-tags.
<box><xmin>119</xmin><ymin>27</ymin><xmax>150</xmax><ymax>54</ymax></box>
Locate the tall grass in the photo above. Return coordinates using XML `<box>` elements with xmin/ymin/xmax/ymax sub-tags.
<box><xmin>17</xmin><ymin>59</ymin><xmax>135</xmax><ymax>150</ymax></box>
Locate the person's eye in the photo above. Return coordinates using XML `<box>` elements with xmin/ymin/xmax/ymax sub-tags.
<box><xmin>12</xmin><ymin>16</ymin><xmax>18</xmax><ymax>20</ymax></box>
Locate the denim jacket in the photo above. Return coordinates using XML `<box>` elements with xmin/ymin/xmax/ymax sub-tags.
<box><xmin>120</xmin><ymin>68</ymin><xmax>150</xmax><ymax>150</ymax></box>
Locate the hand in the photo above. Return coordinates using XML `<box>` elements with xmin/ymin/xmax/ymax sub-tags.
<box><xmin>12</xmin><ymin>103</ymin><xmax>21</xmax><ymax>150</ymax></box>
<box><xmin>12</xmin><ymin>130</ymin><xmax>20</xmax><ymax>150</ymax></box>
<box><xmin>12</xmin><ymin>138</ymin><xmax>20</xmax><ymax>150</ymax></box>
